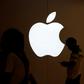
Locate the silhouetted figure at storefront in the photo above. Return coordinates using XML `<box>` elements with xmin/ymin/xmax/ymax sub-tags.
<box><xmin>59</xmin><ymin>37</ymin><xmax>83</xmax><ymax>84</ymax></box>
<box><xmin>0</xmin><ymin>28</ymin><xmax>37</xmax><ymax>84</ymax></box>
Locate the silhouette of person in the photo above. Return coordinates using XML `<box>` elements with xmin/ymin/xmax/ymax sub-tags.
<box><xmin>0</xmin><ymin>28</ymin><xmax>37</xmax><ymax>84</ymax></box>
<box><xmin>59</xmin><ymin>37</ymin><xmax>83</xmax><ymax>84</ymax></box>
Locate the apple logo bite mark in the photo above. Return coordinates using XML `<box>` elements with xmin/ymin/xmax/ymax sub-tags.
<box><xmin>29</xmin><ymin>12</ymin><xmax>65</xmax><ymax>57</ymax></box>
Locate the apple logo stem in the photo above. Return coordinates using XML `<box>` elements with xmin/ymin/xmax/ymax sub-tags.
<box><xmin>29</xmin><ymin>12</ymin><xmax>65</xmax><ymax>57</ymax></box>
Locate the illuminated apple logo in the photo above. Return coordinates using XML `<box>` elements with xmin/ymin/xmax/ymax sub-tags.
<box><xmin>29</xmin><ymin>12</ymin><xmax>65</xmax><ymax>57</ymax></box>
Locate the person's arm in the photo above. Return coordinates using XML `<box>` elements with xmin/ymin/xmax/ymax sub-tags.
<box><xmin>59</xmin><ymin>61</ymin><xmax>76</xmax><ymax>68</ymax></box>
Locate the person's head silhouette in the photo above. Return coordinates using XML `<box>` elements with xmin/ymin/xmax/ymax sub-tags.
<box><xmin>65</xmin><ymin>37</ymin><xmax>81</xmax><ymax>54</ymax></box>
<box><xmin>1</xmin><ymin>28</ymin><xmax>24</xmax><ymax>53</ymax></box>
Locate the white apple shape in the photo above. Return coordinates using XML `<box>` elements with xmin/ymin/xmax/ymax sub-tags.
<box><xmin>29</xmin><ymin>12</ymin><xmax>65</xmax><ymax>57</ymax></box>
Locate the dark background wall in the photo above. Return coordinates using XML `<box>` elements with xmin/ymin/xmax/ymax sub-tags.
<box><xmin>0</xmin><ymin>0</ymin><xmax>84</xmax><ymax>84</ymax></box>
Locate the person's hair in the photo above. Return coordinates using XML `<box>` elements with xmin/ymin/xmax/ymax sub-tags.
<box><xmin>65</xmin><ymin>37</ymin><xmax>81</xmax><ymax>54</ymax></box>
<box><xmin>0</xmin><ymin>28</ymin><xmax>24</xmax><ymax>53</ymax></box>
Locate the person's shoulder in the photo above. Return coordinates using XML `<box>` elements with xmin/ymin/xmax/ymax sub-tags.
<box><xmin>8</xmin><ymin>52</ymin><xmax>24</xmax><ymax>69</ymax></box>
<box><xmin>5</xmin><ymin>53</ymin><xmax>17</xmax><ymax>72</ymax></box>
<box><xmin>8</xmin><ymin>53</ymin><xmax>17</xmax><ymax>61</ymax></box>
<box><xmin>8</xmin><ymin>52</ymin><xmax>23</xmax><ymax>65</ymax></box>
